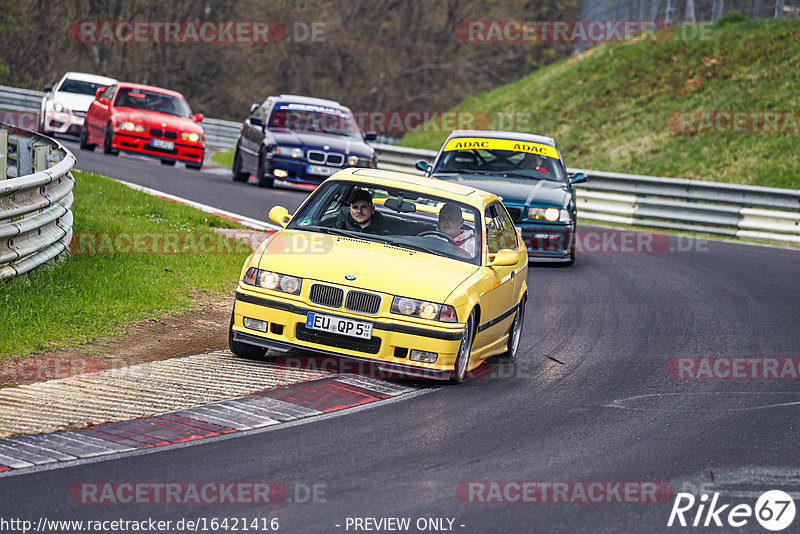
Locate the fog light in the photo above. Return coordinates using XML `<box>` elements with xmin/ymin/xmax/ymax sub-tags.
<box><xmin>409</xmin><ymin>350</ymin><xmax>438</xmax><ymax>363</ymax></box>
<box><xmin>243</xmin><ymin>317</ymin><xmax>268</xmax><ymax>332</ymax></box>
<box><xmin>273</xmin><ymin>169</ymin><xmax>288</xmax><ymax>178</ymax></box>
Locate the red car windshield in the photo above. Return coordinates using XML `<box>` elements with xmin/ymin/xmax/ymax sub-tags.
<box><xmin>114</xmin><ymin>88</ymin><xmax>191</xmax><ymax>118</ymax></box>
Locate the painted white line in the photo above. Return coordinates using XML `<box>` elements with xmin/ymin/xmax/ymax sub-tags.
<box><xmin>109</xmin><ymin>177</ymin><xmax>281</xmax><ymax>232</ymax></box>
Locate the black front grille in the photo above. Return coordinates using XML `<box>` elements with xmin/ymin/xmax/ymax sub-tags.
<box><xmin>164</xmin><ymin>130</ymin><xmax>178</xmax><ymax>140</ymax></box>
<box><xmin>345</xmin><ymin>290</ymin><xmax>381</xmax><ymax>314</ymax></box>
<box><xmin>307</xmin><ymin>150</ymin><xmax>325</xmax><ymax>163</ymax></box>
<box><xmin>150</xmin><ymin>128</ymin><xmax>163</xmax><ymax>137</ymax></box>
<box><xmin>309</xmin><ymin>284</ymin><xmax>344</xmax><ymax>308</ymax></box>
<box><xmin>296</xmin><ymin>324</ymin><xmax>381</xmax><ymax>354</ymax></box>
<box><xmin>327</xmin><ymin>153</ymin><xmax>344</xmax><ymax>166</ymax></box>
<box><xmin>507</xmin><ymin>207</ymin><xmax>522</xmax><ymax>222</ymax></box>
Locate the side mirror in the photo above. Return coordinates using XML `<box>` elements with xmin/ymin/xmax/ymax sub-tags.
<box><xmin>95</xmin><ymin>88</ymin><xmax>104</xmax><ymax>99</ymax></box>
<box><xmin>363</xmin><ymin>131</ymin><xmax>377</xmax><ymax>142</ymax></box>
<box><xmin>268</xmin><ymin>206</ymin><xmax>291</xmax><ymax>228</ymax></box>
<box><xmin>43</xmin><ymin>85</ymin><xmax>54</xmax><ymax>93</ymax></box>
<box><xmin>415</xmin><ymin>160</ymin><xmax>432</xmax><ymax>174</ymax></box>
<box><xmin>488</xmin><ymin>249</ymin><xmax>519</xmax><ymax>267</ymax></box>
<box><xmin>250</xmin><ymin>116</ymin><xmax>263</xmax><ymax>127</ymax></box>
<box><xmin>569</xmin><ymin>172</ymin><xmax>587</xmax><ymax>185</ymax></box>
<box><xmin>249</xmin><ymin>102</ymin><xmax>260</xmax><ymax>115</ymax></box>
<box><xmin>99</xmin><ymin>97</ymin><xmax>110</xmax><ymax>106</ymax></box>
<box><xmin>193</xmin><ymin>112</ymin><xmax>204</xmax><ymax>122</ymax></box>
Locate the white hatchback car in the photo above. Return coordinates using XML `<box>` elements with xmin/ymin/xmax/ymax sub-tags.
<box><xmin>39</xmin><ymin>72</ymin><xmax>117</xmax><ymax>136</ymax></box>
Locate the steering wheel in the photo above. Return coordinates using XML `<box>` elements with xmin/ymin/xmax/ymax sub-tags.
<box><xmin>418</xmin><ymin>230</ymin><xmax>455</xmax><ymax>244</ymax></box>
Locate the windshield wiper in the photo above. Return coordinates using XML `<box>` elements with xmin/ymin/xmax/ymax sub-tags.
<box><xmin>298</xmin><ymin>226</ymin><xmax>362</xmax><ymax>238</ymax></box>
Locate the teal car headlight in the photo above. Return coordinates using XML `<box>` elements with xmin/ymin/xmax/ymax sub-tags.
<box><xmin>243</xmin><ymin>267</ymin><xmax>302</xmax><ymax>295</ymax></box>
<box><xmin>527</xmin><ymin>207</ymin><xmax>571</xmax><ymax>223</ymax></box>
<box><xmin>391</xmin><ymin>297</ymin><xmax>457</xmax><ymax>323</ymax></box>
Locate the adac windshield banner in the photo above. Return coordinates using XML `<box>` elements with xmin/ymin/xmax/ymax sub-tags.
<box><xmin>442</xmin><ymin>137</ymin><xmax>560</xmax><ymax>160</ymax></box>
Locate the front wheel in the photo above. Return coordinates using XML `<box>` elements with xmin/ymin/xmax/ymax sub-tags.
<box><xmin>450</xmin><ymin>310</ymin><xmax>476</xmax><ymax>384</ymax></box>
<box><xmin>186</xmin><ymin>150</ymin><xmax>204</xmax><ymax>170</ymax></box>
<box><xmin>501</xmin><ymin>298</ymin><xmax>525</xmax><ymax>361</ymax></box>
<box><xmin>79</xmin><ymin>128</ymin><xmax>95</xmax><ymax>151</ymax></box>
<box><xmin>160</xmin><ymin>159</ymin><xmax>176</xmax><ymax>166</ymax></box>
<box><xmin>256</xmin><ymin>149</ymin><xmax>274</xmax><ymax>188</ymax></box>
<box><xmin>102</xmin><ymin>123</ymin><xmax>118</xmax><ymax>155</ymax></box>
<box><xmin>228</xmin><ymin>310</ymin><xmax>268</xmax><ymax>360</ymax></box>
<box><xmin>232</xmin><ymin>148</ymin><xmax>249</xmax><ymax>182</ymax></box>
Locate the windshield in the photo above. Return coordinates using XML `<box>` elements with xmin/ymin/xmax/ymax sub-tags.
<box><xmin>59</xmin><ymin>79</ymin><xmax>109</xmax><ymax>96</ymax></box>
<box><xmin>432</xmin><ymin>138</ymin><xmax>566</xmax><ymax>183</ymax></box>
<box><xmin>113</xmin><ymin>88</ymin><xmax>192</xmax><ymax>118</ymax></box>
<box><xmin>268</xmin><ymin>102</ymin><xmax>360</xmax><ymax>138</ymax></box>
<box><xmin>287</xmin><ymin>180</ymin><xmax>482</xmax><ymax>265</ymax></box>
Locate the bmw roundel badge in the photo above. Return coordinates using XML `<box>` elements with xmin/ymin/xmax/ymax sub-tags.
<box><xmin>345</xmin><ymin>275</ymin><xmax>356</xmax><ymax>281</ymax></box>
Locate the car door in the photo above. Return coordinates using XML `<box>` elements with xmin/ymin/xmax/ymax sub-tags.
<box><xmin>241</xmin><ymin>99</ymin><xmax>272</xmax><ymax>170</ymax></box>
<box><xmin>473</xmin><ymin>201</ymin><xmax>521</xmax><ymax>349</ymax></box>
<box><xmin>86</xmin><ymin>85</ymin><xmax>115</xmax><ymax>143</ymax></box>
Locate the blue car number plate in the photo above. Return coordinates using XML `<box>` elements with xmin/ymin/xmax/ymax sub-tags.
<box><xmin>306</xmin><ymin>312</ymin><xmax>372</xmax><ymax>339</ymax></box>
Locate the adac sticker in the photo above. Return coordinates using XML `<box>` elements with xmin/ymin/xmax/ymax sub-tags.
<box><xmin>442</xmin><ymin>137</ymin><xmax>560</xmax><ymax>160</ymax></box>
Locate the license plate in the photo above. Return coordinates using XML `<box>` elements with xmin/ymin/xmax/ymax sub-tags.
<box><xmin>151</xmin><ymin>138</ymin><xmax>174</xmax><ymax>150</ymax></box>
<box><xmin>306</xmin><ymin>164</ymin><xmax>336</xmax><ymax>176</ymax></box>
<box><xmin>306</xmin><ymin>312</ymin><xmax>372</xmax><ymax>339</ymax></box>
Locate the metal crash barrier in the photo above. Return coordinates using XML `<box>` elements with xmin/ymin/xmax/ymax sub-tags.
<box><xmin>0</xmin><ymin>125</ymin><xmax>76</xmax><ymax>278</ymax></box>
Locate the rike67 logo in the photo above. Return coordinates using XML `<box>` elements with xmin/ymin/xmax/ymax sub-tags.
<box><xmin>668</xmin><ymin>490</ymin><xmax>795</xmax><ymax>531</ymax></box>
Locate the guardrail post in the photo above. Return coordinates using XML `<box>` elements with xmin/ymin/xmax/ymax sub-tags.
<box><xmin>0</xmin><ymin>128</ymin><xmax>7</xmax><ymax>180</ymax></box>
<box><xmin>16</xmin><ymin>136</ymin><xmax>33</xmax><ymax>177</ymax></box>
<box><xmin>33</xmin><ymin>142</ymin><xmax>50</xmax><ymax>171</ymax></box>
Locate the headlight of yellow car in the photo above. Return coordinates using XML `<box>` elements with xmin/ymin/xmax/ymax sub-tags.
<box><xmin>391</xmin><ymin>297</ymin><xmax>457</xmax><ymax>323</ymax></box>
<box><xmin>243</xmin><ymin>267</ymin><xmax>302</xmax><ymax>295</ymax></box>
<box><xmin>119</xmin><ymin>122</ymin><xmax>145</xmax><ymax>133</ymax></box>
<box><xmin>181</xmin><ymin>132</ymin><xmax>200</xmax><ymax>142</ymax></box>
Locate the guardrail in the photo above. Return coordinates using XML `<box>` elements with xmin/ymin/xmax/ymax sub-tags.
<box><xmin>2</xmin><ymin>84</ymin><xmax>798</xmax><ymax>245</ymax></box>
<box><xmin>0</xmin><ymin>125</ymin><xmax>76</xmax><ymax>278</ymax></box>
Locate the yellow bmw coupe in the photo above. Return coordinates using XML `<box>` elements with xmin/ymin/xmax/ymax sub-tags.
<box><xmin>229</xmin><ymin>168</ymin><xmax>527</xmax><ymax>382</ymax></box>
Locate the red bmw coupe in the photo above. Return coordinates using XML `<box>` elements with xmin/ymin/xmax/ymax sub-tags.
<box><xmin>81</xmin><ymin>82</ymin><xmax>205</xmax><ymax>169</ymax></box>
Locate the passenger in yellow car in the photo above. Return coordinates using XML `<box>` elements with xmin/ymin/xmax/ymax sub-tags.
<box><xmin>335</xmin><ymin>189</ymin><xmax>387</xmax><ymax>234</ymax></box>
<box><xmin>437</xmin><ymin>203</ymin><xmax>476</xmax><ymax>255</ymax></box>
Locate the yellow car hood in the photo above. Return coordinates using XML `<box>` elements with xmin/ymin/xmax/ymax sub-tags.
<box><xmin>255</xmin><ymin>230</ymin><xmax>477</xmax><ymax>302</ymax></box>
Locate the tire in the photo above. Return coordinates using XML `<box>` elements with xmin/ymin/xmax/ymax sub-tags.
<box><xmin>566</xmin><ymin>225</ymin><xmax>577</xmax><ymax>266</ymax></box>
<box><xmin>501</xmin><ymin>298</ymin><xmax>526</xmax><ymax>361</ymax></box>
<box><xmin>232</xmin><ymin>148</ymin><xmax>249</xmax><ymax>182</ymax></box>
<box><xmin>256</xmin><ymin>148</ymin><xmax>274</xmax><ymax>188</ymax></box>
<box><xmin>450</xmin><ymin>310</ymin><xmax>476</xmax><ymax>384</ymax></box>
<box><xmin>228</xmin><ymin>310</ymin><xmax>268</xmax><ymax>360</ymax></box>
<box><xmin>160</xmin><ymin>159</ymin><xmax>176</xmax><ymax>166</ymax></box>
<box><xmin>102</xmin><ymin>123</ymin><xmax>118</xmax><ymax>155</ymax></box>
<box><xmin>79</xmin><ymin>128</ymin><xmax>95</xmax><ymax>151</ymax></box>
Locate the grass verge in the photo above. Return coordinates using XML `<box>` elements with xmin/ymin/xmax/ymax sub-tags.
<box><xmin>399</xmin><ymin>18</ymin><xmax>800</xmax><ymax>189</ymax></box>
<box><xmin>211</xmin><ymin>150</ymin><xmax>234</xmax><ymax>169</ymax></box>
<box><xmin>0</xmin><ymin>171</ymin><xmax>252</xmax><ymax>359</ymax></box>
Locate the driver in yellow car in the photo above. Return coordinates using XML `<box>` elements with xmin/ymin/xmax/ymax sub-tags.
<box><xmin>438</xmin><ymin>203</ymin><xmax>476</xmax><ymax>255</ymax></box>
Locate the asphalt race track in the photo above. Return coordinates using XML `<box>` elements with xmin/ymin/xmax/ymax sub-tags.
<box><xmin>1</xmin><ymin>142</ymin><xmax>799</xmax><ymax>533</ymax></box>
